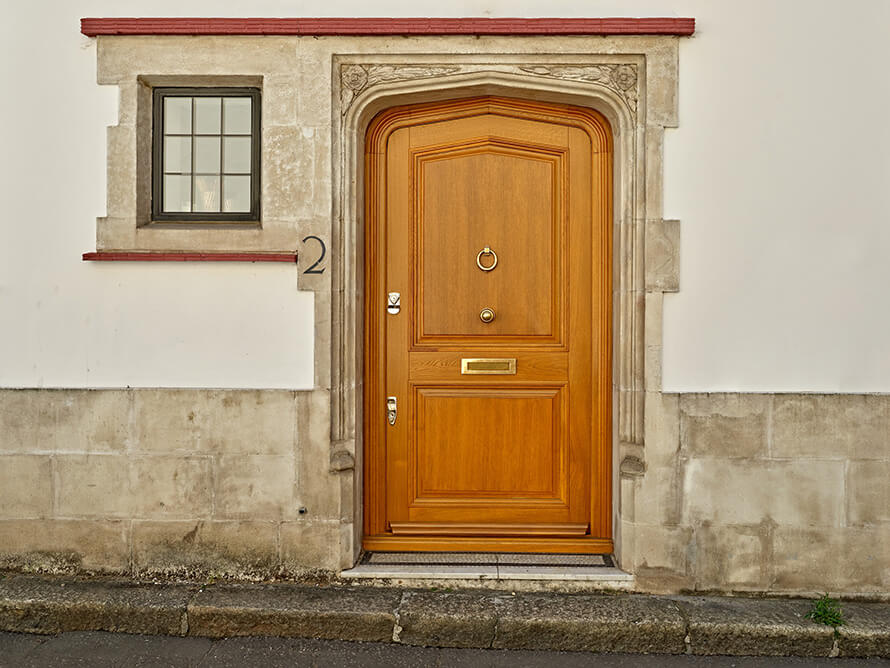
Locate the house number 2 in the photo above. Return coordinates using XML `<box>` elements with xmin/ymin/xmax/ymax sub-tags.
<box><xmin>302</xmin><ymin>235</ymin><xmax>326</xmax><ymax>274</ymax></box>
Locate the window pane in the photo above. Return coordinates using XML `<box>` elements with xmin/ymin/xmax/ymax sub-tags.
<box><xmin>163</xmin><ymin>175</ymin><xmax>191</xmax><ymax>212</ymax></box>
<box><xmin>194</xmin><ymin>137</ymin><xmax>221</xmax><ymax>174</ymax></box>
<box><xmin>164</xmin><ymin>136</ymin><xmax>191</xmax><ymax>173</ymax></box>
<box><xmin>194</xmin><ymin>97</ymin><xmax>221</xmax><ymax>134</ymax></box>
<box><xmin>223</xmin><ymin>137</ymin><xmax>251</xmax><ymax>174</ymax></box>
<box><xmin>223</xmin><ymin>175</ymin><xmax>251</xmax><ymax>212</ymax></box>
<box><xmin>223</xmin><ymin>97</ymin><xmax>252</xmax><ymax>134</ymax></box>
<box><xmin>164</xmin><ymin>97</ymin><xmax>191</xmax><ymax>134</ymax></box>
<box><xmin>194</xmin><ymin>175</ymin><xmax>220</xmax><ymax>212</ymax></box>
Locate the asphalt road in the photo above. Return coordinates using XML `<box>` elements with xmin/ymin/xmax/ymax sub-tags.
<box><xmin>1</xmin><ymin>631</ymin><xmax>888</xmax><ymax>667</ymax></box>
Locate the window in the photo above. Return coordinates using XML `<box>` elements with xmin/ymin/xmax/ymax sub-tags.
<box><xmin>152</xmin><ymin>88</ymin><xmax>261</xmax><ymax>222</ymax></box>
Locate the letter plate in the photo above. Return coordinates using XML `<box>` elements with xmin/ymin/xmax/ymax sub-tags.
<box><xmin>461</xmin><ymin>358</ymin><xmax>517</xmax><ymax>375</ymax></box>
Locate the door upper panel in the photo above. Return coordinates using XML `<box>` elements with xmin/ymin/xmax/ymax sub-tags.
<box><xmin>412</xmin><ymin>121</ymin><xmax>568</xmax><ymax>349</ymax></box>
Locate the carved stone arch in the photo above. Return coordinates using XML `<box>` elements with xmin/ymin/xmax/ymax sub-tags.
<box><xmin>328</xmin><ymin>56</ymin><xmax>676</xmax><ymax>566</ymax></box>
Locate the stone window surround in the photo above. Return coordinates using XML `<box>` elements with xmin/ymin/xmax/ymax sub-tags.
<box><xmin>93</xmin><ymin>35</ymin><xmax>683</xmax><ymax>568</ymax></box>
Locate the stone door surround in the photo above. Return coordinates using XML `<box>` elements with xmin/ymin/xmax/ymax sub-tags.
<box><xmin>333</xmin><ymin>48</ymin><xmax>683</xmax><ymax>564</ymax></box>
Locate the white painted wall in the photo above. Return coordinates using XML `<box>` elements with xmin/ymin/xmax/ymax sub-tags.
<box><xmin>2</xmin><ymin>1</ymin><xmax>889</xmax><ymax>391</ymax></box>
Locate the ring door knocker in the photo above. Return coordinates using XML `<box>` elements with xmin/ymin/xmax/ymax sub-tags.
<box><xmin>476</xmin><ymin>246</ymin><xmax>498</xmax><ymax>272</ymax></box>
<box><xmin>477</xmin><ymin>245</ymin><xmax>497</xmax><ymax>324</ymax></box>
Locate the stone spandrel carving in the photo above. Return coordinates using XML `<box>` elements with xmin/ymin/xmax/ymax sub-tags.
<box><xmin>518</xmin><ymin>64</ymin><xmax>639</xmax><ymax>115</ymax></box>
<box><xmin>340</xmin><ymin>64</ymin><xmax>462</xmax><ymax>112</ymax></box>
<box><xmin>339</xmin><ymin>63</ymin><xmax>639</xmax><ymax>117</ymax></box>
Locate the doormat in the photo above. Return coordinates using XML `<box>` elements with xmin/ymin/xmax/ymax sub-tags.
<box><xmin>362</xmin><ymin>552</ymin><xmax>614</xmax><ymax>568</ymax></box>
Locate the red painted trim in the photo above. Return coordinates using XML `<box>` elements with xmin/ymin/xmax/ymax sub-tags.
<box><xmin>81</xmin><ymin>17</ymin><xmax>695</xmax><ymax>37</ymax></box>
<box><xmin>83</xmin><ymin>251</ymin><xmax>298</xmax><ymax>263</ymax></box>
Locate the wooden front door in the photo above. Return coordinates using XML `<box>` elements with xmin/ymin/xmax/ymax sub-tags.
<box><xmin>364</xmin><ymin>97</ymin><xmax>612</xmax><ymax>553</ymax></box>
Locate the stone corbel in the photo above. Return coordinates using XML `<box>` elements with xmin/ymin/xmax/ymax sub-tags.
<box><xmin>329</xmin><ymin>447</ymin><xmax>355</xmax><ymax>472</ymax></box>
<box><xmin>619</xmin><ymin>454</ymin><xmax>647</xmax><ymax>478</ymax></box>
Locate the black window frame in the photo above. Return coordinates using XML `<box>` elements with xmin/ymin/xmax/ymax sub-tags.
<box><xmin>151</xmin><ymin>87</ymin><xmax>261</xmax><ymax>223</ymax></box>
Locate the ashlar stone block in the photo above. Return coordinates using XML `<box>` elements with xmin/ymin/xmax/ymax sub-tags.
<box><xmin>129</xmin><ymin>456</ymin><xmax>212</xmax><ymax>520</ymax></box>
<box><xmin>280</xmin><ymin>519</ymin><xmax>342</xmax><ymax>572</ymax></box>
<box><xmin>772</xmin><ymin>394</ymin><xmax>890</xmax><ymax>460</ymax></box>
<box><xmin>55</xmin><ymin>455</ymin><xmax>131</xmax><ymax>518</ymax></box>
<box><xmin>682</xmin><ymin>458</ymin><xmax>844</xmax><ymax>527</ymax></box>
<box><xmin>133</xmin><ymin>390</ymin><xmax>296</xmax><ymax>455</ymax></box>
<box><xmin>632</xmin><ymin>524</ymin><xmax>693</xmax><ymax>578</ymax></box>
<box><xmin>772</xmin><ymin>526</ymin><xmax>889</xmax><ymax>593</ymax></box>
<box><xmin>264</xmin><ymin>75</ymin><xmax>299</xmax><ymax>126</ymax></box>
<box><xmin>39</xmin><ymin>390</ymin><xmax>131</xmax><ymax>453</ymax></box>
<box><xmin>0</xmin><ymin>391</ymin><xmax>38</xmax><ymax>451</ymax></box>
<box><xmin>693</xmin><ymin>523</ymin><xmax>770</xmax><ymax>591</ymax></box>
<box><xmin>645</xmin><ymin>218</ymin><xmax>679</xmax><ymax>292</ymax></box>
<box><xmin>105</xmin><ymin>125</ymin><xmax>138</xmax><ymax>218</ymax></box>
<box><xmin>132</xmin><ymin>520</ymin><xmax>279</xmax><ymax>579</ymax></box>
<box><xmin>197</xmin><ymin>390</ymin><xmax>297</xmax><ymax>455</ymax></box>
<box><xmin>0</xmin><ymin>456</ymin><xmax>52</xmax><ymax>518</ymax></box>
<box><xmin>847</xmin><ymin>460</ymin><xmax>890</xmax><ymax>525</ymax></box>
<box><xmin>644</xmin><ymin>126</ymin><xmax>665</xmax><ymax>221</ymax></box>
<box><xmin>98</xmin><ymin>36</ymin><xmax>299</xmax><ymax>83</ymax></box>
<box><xmin>0</xmin><ymin>390</ymin><xmax>131</xmax><ymax>453</ymax></box>
<box><xmin>680</xmin><ymin>394</ymin><xmax>769</xmax><ymax>458</ymax></box>
<box><xmin>295</xmin><ymin>390</ymin><xmax>340</xmax><ymax>520</ymax></box>
<box><xmin>0</xmin><ymin>519</ymin><xmax>129</xmax><ymax>574</ymax></box>
<box><xmin>213</xmin><ymin>455</ymin><xmax>297</xmax><ymax>520</ymax></box>
<box><xmin>262</xmin><ymin>126</ymin><xmax>314</xmax><ymax>220</ymax></box>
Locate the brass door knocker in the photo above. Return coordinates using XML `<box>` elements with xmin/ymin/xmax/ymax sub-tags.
<box><xmin>476</xmin><ymin>246</ymin><xmax>498</xmax><ymax>272</ymax></box>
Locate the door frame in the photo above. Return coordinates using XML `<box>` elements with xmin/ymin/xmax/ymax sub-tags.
<box><xmin>362</xmin><ymin>96</ymin><xmax>613</xmax><ymax>553</ymax></box>
<box><xmin>330</xmin><ymin>56</ymin><xmax>679</xmax><ymax>569</ymax></box>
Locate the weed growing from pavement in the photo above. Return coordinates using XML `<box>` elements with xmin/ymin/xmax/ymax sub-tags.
<box><xmin>806</xmin><ymin>594</ymin><xmax>845</xmax><ymax>631</ymax></box>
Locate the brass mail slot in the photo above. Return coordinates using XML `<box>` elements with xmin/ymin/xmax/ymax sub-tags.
<box><xmin>461</xmin><ymin>358</ymin><xmax>517</xmax><ymax>375</ymax></box>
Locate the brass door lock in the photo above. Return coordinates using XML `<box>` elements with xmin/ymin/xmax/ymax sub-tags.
<box><xmin>386</xmin><ymin>396</ymin><xmax>397</xmax><ymax>425</ymax></box>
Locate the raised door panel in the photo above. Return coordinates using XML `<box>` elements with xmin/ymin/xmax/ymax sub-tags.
<box><xmin>416</xmin><ymin>142</ymin><xmax>563</xmax><ymax>344</ymax></box>
<box><xmin>412</xmin><ymin>387</ymin><xmax>567</xmax><ymax>502</ymax></box>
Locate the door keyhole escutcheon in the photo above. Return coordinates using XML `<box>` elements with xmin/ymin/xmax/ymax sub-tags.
<box><xmin>476</xmin><ymin>247</ymin><xmax>498</xmax><ymax>272</ymax></box>
<box><xmin>479</xmin><ymin>307</ymin><xmax>496</xmax><ymax>323</ymax></box>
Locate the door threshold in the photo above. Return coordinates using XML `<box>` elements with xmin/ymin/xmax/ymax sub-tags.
<box><xmin>340</xmin><ymin>552</ymin><xmax>634</xmax><ymax>592</ymax></box>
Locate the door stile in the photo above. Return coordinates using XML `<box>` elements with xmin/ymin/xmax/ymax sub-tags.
<box><xmin>591</xmin><ymin>145</ymin><xmax>614</xmax><ymax>540</ymax></box>
<box><xmin>566</xmin><ymin>126</ymin><xmax>594</xmax><ymax>529</ymax></box>
<box><xmin>363</xmin><ymin>140</ymin><xmax>385</xmax><ymax>536</ymax></box>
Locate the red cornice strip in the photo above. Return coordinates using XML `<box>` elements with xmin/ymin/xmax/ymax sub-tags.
<box><xmin>83</xmin><ymin>251</ymin><xmax>298</xmax><ymax>263</ymax></box>
<box><xmin>81</xmin><ymin>17</ymin><xmax>695</xmax><ymax>37</ymax></box>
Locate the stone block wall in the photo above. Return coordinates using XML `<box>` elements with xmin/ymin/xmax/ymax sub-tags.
<box><xmin>0</xmin><ymin>388</ymin><xmax>348</xmax><ymax>578</ymax></box>
<box><xmin>1</xmin><ymin>389</ymin><xmax>887</xmax><ymax>594</ymax></box>
<box><xmin>625</xmin><ymin>393</ymin><xmax>890</xmax><ymax>595</ymax></box>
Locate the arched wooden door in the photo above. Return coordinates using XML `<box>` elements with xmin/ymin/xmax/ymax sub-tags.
<box><xmin>364</xmin><ymin>97</ymin><xmax>612</xmax><ymax>553</ymax></box>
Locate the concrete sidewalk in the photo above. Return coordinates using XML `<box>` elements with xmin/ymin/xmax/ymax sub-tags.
<box><xmin>0</xmin><ymin>574</ymin><xmax>887</xmax><ymax>658</ymax></box>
